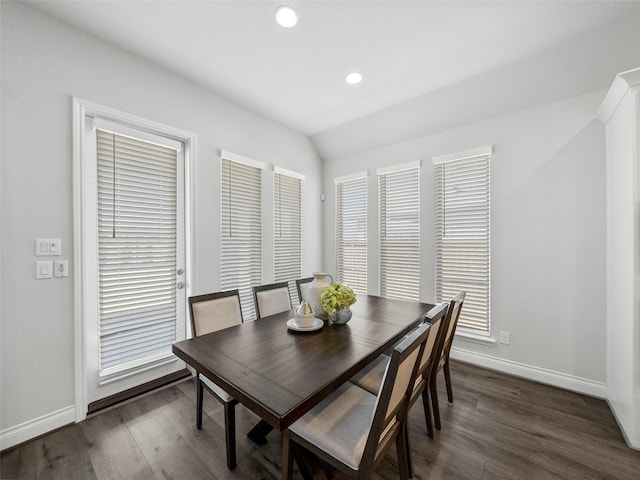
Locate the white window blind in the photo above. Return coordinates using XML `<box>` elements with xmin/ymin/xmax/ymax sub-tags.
<box><xmin>434</xmin><ymin>148</ymin><xmax>491</xmax><ymax>333</ymax></box>
<box><xmin>221</xmin><ymin>156</ymin><xmax>262</xmax><ymax>320</ymax></box>
<box><xmin>335</xmin><ymin>174</ymin><xmax>367</xmax><ymax>294</ymax></box>
<box><xmin>274</xmin><ymin>168</ymin><xmax>302</xmax><ymax>303</ymax></box>
<box><xmin>378</xmin><ymin>164</ymin><xmax>420</xmax><ymax>301</ymax></box>
<box><xmin>96</xmin><ymin>129</ymin><xmax>178</xmax><ymax>372</ymax></box>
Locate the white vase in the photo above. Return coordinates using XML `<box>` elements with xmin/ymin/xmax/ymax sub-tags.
<box><xmin>307</xmin><ymin>272</ymin><xmax>333</xmax><ymax>319</ymax></box>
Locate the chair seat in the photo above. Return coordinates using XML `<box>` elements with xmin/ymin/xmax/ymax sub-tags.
<box><xmin>200</xmin><ymin>374</ymin><xmax>235</xmax><ymax>403</ymax></box>
<box><xmin>289</xmin><ymin>382</ymin><xmax>377</xmax><ymax>470</ymax></box>
<box><xmin>349</xmin><ymin>354</ymin><xmax>390</xmax><ymax>395</ymax></box>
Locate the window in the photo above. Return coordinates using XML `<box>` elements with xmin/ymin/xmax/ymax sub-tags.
<box><xmin>335</xmin><ymin>173</ymin><xmax>367</xmax><ymax>293</ymax></box>
<box><xmin>273</xmin><ymin>167</ymin><xmax>303</xmax><ymax>303</ymax></box>
<box><xmin>434</xmin><ymin>146</ymin><xmax>491</xmax><ymax>334</ymax></box>
<box><xmin>378</xmin><ymin>163</ymin><xmax>420</xmax><ymax>300</ymax></box>
<box><xmin>96</xmin><ymin>128</ymin><xmax>183</xmax><ymax>373</ymax></box>
<box><xmin>220</xmin><ymin>152</ymin><xmax>264</xmax><ymax>320</ymax></box>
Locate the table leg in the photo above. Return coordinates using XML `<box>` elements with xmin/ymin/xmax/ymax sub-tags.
<box><xmin>247</xmin><ymin>419</ymin><xmax>274</xmax><ymax>445</ymax></box>
<box><xmin>282</xmin><ymin>429</ymin><xmax>292</xmax><ymax>480</ymax></box>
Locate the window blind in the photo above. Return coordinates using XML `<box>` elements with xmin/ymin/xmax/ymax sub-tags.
<box><xmin>221</xmin><ymin>157</ymin><xmax>262</xmax><ymax>320</ymax></box>
<box><xmin>96</xmin><ymin>129</ymin><xmax>178</xmax><ymax>372</ymax></box>
<box><xmin>378</xmin><ymin>165</ymin><xmax>420</xmax><ymax>301</ymax></box>
<box><xmin>274</xmin><ymin>169</ymin><xmax>302</xmax><ymax>303</ymax></box>
<box><xmin>434</xmin><ymin>151</ymin><xmax>491</xmax><ymax>333</ymax></box>
<box><xmin>335</xmin><ymin>175</ymin><xmax>367</xmax><ymax>294</ymax></box>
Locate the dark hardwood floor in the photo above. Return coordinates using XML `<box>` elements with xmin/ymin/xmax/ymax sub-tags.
<box><xmin>2</xmin><ymin>361</ymin><xmax>640</xmax><ymax>479</ymax></box>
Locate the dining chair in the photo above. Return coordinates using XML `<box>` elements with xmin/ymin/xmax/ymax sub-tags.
<box><xmin>252</xmin><ymin>281</ymin><xmax>292</xmax><ymax>319</ymax></box>
<box><xmin>284</xmin><ymin>321</ymin><xmax>433</xmax><ymax>480</ymax></box>
<box><xmin>295</xmin><ymin>276</ymin><xmax>314</xmax><ymax>303</ymax></box>
<box><xmin>188</xmin><ymin>290</ymin><xmax>243</xmax><ymax>470</ymax></box>
<box><xmin>430</xmin><ymin>291</ymin><xmax>466</xmax><ymax>431</ymax></box>
<box><xmin>350</xmin><ymin>302</ymin><xmax>449</xmax><ymax>439</ymax></box>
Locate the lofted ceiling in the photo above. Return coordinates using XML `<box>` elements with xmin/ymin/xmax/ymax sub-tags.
<box><xmin>24</xmin><ymin>0</ymin><xmax>640</xmax><ymax>136</ymax></box>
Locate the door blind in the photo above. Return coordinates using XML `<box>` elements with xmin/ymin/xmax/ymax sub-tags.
<box><xmin>96</xmin><ymin>129</ymin><xmax>178</xmax><ymax>372</ymax></box>
<box><xmin>335</xmin><ymin>175</ymin><xmax>367</xmax><ymax>294</ymax></box>
<box><xmin>221</xmin><ymin>157</ymin><xmax>262</xmax><ymax>320</ymax></box>
<box><xmin>435</xmin><ymin>153</ymin><xmax>491</xmax><ymax>333</ymax></box>
<box><xmin>274</xmin><ymin>170</ymin><xmax>302</xmax><ymax>303</ymax></box>
<box><xmin>378</xmin><ymin>165</ymin><xmax>420</xmax><ymax>300</ymax></box>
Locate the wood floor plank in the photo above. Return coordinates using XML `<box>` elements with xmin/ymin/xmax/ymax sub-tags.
<box><xmin>155</xmin><ymin>384</ymin><xmax>278</xmax><ymax>480</ymax></box>
<box><xmin>3</xmin><ymin>361</ymin><xmax>640</xmax><ymax>479</ymax></box>
<box><xmin>79</xmin><ymin>408</ymin><xmax>155</xmax><ymax>480</ymax></box>
<box><xmin>34</xmin><ymin>424</ymin><xmax>97</xmax><ymax>480</ymax></box>
<box><xmin>0</xmin><ymin>437</ymin><xmax>37</xmax><ymax>479</ymax></box>
<box><xmin>127</xmin><ymin>410</ymin><xmax>217</xmax><ymax>480</ymax></box>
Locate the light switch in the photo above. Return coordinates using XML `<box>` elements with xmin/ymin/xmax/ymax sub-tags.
<box><xmin>36</xmin><ymin>238</ymin><xmax>61</xmax><ymax>256</ymax></box>
<box><xmin>50</xmin><ymin>239</ymin><xmax>61</xmax><ymax>254</ymax></box>
<box><xmin>36</xmin><ymin>261</ymin><xmax>53</xmax><ymax>279</ymax></box>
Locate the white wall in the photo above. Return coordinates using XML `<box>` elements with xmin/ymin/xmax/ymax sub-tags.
<box><xmin>322</xmin><ymin>90</ymin><xmax>608</xmax><ymax>395</ymax></box>
<box><xmin>0</xmin><ymin>2</ymin><xmax>323</xmax><ymax>447</ymax></box>
<box><xmin>311</xmin><ymin>14</ymin><xmax>640</xmax><ymax>161</ymax></box>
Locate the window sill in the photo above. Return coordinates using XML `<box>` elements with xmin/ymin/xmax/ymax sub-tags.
<box><xmin>455</xmin><ymin>330</ymin><xmax>497</xmax><ymax>346</ymax></box>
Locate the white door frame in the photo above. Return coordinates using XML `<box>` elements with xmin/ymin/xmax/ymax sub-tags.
<box><xmin>72</xmin><ymin>98</ymin><xmax>197</xmax><ymax>422</ymax></box>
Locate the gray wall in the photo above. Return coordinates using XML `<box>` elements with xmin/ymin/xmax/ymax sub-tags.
<box><xmin>321</xmin><ymin>91</ymin><xmax>607</xmax><ymax>393</ymax></box>
<box><xmin>0</xmin><ymin>2</ymin><xmax>323</xmax><ymax>443</ymax></box>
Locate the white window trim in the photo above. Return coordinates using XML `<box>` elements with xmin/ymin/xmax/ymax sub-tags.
<box><xmin>376</xmin><ymin>161</ymin><xmax>420</xmax><ymax>176</ymax></box>
<box><xmin>72</xmin><ymin>97</ymin><xmax>196</xmax><ymax>422</ymax></box>
<box><xmin>221</xmin><ymin>150</ymin><xmax>265</xmax><ymax>170</ymax></box>
<box><xmin>433</xmin><ymin>145</ymin><xmax>493</xmax><ymax>165</ymax></box>
<box><xmin>335</xmin><ymin>171</ymin><xmax>368</xmax><ymax>184</ymax></box>
<box><xmin>274</xmin><ymin>165</ymin><xmax>305</xmax><ymax>181</ymax></box>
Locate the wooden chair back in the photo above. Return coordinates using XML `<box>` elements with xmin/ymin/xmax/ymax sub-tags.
<box><xmin>439</xmin><ymin>291</ymin><xmax>466</xmax><ymax>365</ymax></box>
<box><xmin>361</xmin><ymin>321</ymin><xmax>432</xmax><ymax>474</ymax></box>
<box><xmin>295</xmin><ymin>276</ymin><xmax>314</xmax><ymax>303</ymax></box>
<box><xmin>252</xmin><ymin>281</ymin><xmax>292</xmax><ymax>318</ymax></box>
<box><xmin>188</xmin><ymin>290</ymin><xmax>243</xmax><ymax>337</ymax></box>
<box><xmin>415</xmin><ymin>302</ymin><xmax>448</xmax><ymax>382</ymax></box>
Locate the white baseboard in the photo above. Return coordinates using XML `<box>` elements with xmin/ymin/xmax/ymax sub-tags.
<box><xmin>0</xmin><ymin>405</ymin><xmax>76</xmax><ymax>451</ymax></box>
<box><xmin>606</xmin><ymin>399</ymin><xmax>640</xmax><ymax>451</ymax></box>
<box><xmin>451</xmin><ymin>347</ymin><xmax>607</xmax><ymax>399</ymax></box>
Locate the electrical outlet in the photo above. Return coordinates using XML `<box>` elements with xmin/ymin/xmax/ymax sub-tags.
<box><xmin>499</xmin><ymin>331</ymin><xmax>510</xmax><ymax>345</ymax></box>
<box><xmin>54</xmin><ymin>260</ymin><xmax>68</xmax><ymax>278</ymax></box>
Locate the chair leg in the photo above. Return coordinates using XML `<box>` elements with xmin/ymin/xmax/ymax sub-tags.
<box><xmin>421</xmin><ymin>388</ymin><xmax>434</xmax><ymax>438</ymax></box>
<box><xmin>404</xmin><ymin>421</ymin><xmax>413</xmax><ymax>478</ymax></box>
<box><xmin>196</xmin><ymin>378</ymin><xmax>204</xmax><ymax>430</ymax></box>
<box><xmin>224</xmin><ymin>402</ymin><xmax>237</xmax><ymax>470</ymax></box>
<box><xmin>396</xmin><ymin>423</ymin><xmax>411</xmax><ymax>480</ymax></box>
<box><xmin>444</xmin><ymin>358</ymin><xmax>454</xmax><ymax>403</ymax></box>
<box><xmin>430</xmin><ymin>376</ymin><xmax>442</xmax><ymax>431</ymax></box>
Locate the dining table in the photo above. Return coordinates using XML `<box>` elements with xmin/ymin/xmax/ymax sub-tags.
<box><xmin>172</xmin><ymin>294</ymin><xmax>435</xmax><ymax>479</ymax></box>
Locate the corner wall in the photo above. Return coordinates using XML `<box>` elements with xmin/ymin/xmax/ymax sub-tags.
<box><xmin>321</xmin><ymin>91</ymin><xmax>607</xmax><ymax>396</ymax></box>
<box><xmin>0</xmin><ymin>2</ymin><xmax>323</xmax><ymax>449</ymax></box>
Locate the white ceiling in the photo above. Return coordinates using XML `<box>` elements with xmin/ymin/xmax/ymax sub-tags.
<box><xmin>25</xmin><ymin>0</ymin><xmax>640</xmax><ymax>136</ymax></box>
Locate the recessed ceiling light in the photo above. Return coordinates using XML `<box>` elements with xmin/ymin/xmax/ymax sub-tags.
<box><xmin>346</xmin><ymin>72</ymin><xmax>363</xmax><ymax>85</ymax></box>
<box><xmin>275</xmin><ymin>5</ymin><xmax>298</xmax><ymax>28</ymax></box>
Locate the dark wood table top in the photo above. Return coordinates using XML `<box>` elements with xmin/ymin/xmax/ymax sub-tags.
<box><xmin>172</xmin><ymin>294</ymin><xmax>434</xmax><ymax>430</ymax></box>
